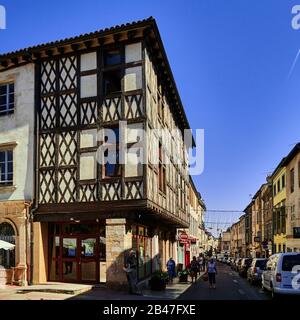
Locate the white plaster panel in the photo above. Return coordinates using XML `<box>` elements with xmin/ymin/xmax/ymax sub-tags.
<box><xmin>125</xmin><ymin>42</ymin><xmax>142</xmax><ymax>63</ymax></box>
<box><xmin>80</xmin><ymin>52</ymin><xmax>97</xmax><ymax>71</ymax></box>
<box><xmin>80</xmin><ymin>129</ymin><xmax>97</xmax><ymax>148</ymax></box>
<box><xmin>124</xmin><ymin>66</ymin><xmax>142</xmax><ymax>91</ymax></box>
<box><xmin>125</xmin><ymin>149</ymin><xmax>142</xmax><ymax>177</ymax></box>
<box><xmin>81</xmin><ymin>74</ymin><xmax>97</xmax><ymax>98</ymax></box>
<box><xmin>80</xmin><ymin>153</ymin><xmax>96</xmax><ymax>180</ymax></box>
<box><xmin>126</xmin><ymin>123</ymin><xmax>143</xmax><ymax>144</ymax></box>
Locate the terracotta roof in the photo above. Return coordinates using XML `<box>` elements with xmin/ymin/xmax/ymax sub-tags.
<box><xmin>0</xmin><ymin>17</ymin><xmax>154</xmax><ymax>58</ymax></box>
<box><xmin>0</xmin><ymin>17</ymin><xmax>195</xmax><ymax>144</ymax></box>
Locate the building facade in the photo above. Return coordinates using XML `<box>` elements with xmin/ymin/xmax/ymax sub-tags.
<box><xmin>271</xmin><ymin>159</ymin><xmax>287</xmax><ymax>254</ymax></box>
<box><xmin>261</xmin><ymin>180</ymin><xmax>273</xmax><ymax>257</ymax></box>
<box><xmin>220</xmin><ymin>229</ymin><xmax>231</xmax><ymax>255</ymax></box>
<box><xmin>0</xmin><ymin>63</ymin><xmax>35</xmax><ymax>285</ymax></box>
<box><xmin>244</xmin><ymin>202</ymin><xmax>252</xmax><ymax>257</ymax></box>
<box><xmin>0</xmin><ymin>18</ymin><xmax>197</xmax><ymax>288</ymax></box>
<box><xmin>283</xmin><ymin>144</ymin><xmax>300</xmax><ymax>253</ymax></box>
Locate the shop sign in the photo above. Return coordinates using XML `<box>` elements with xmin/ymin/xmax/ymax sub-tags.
<box><xmin>179</xmin><ymin>232</ymin><xmax>189</xmax><ymax>244</ymax></box>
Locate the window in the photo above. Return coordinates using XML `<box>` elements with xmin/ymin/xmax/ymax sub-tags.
<box><xmin>298</xmin><ymin>161</ymin><xmax>300</xmax><ymax>188</ymax></box>
<box><xmin>104</xmin><ymin>49</ymin><xmax>122</xmax><ymax>66</ymax></box>
<box><xmin>282</xmin><ymin>254</ymin><xmax>300</xmax><ymax>271</ymax></box>
<box><xmin>291</xmin><ymin>168</ymin><xmax>295</xmax><ymax>193</ymax></box>
<box><xmin>282</xmin><ymin>174</ymin><xmax>285</xmax><ymax>189</ymax></box>
<box><xmin>157</xmin><ymin>94</ymin><xmax>164</xmax><ymax>121</ymax></box>
<box><xmin>102</xmin><ymin>127</ymin><xmax>121</xmax><ymax>178</ymax></box>
<box><xmin>0</xmin><ymin>83</ymin><xmax>14</xmax><ymax>116</ymax></box>
<box><xmin>0</xmin><ymin>150</ymin><xmax>13</xmax><ymax>186</ymax></box>
<box><xmin>158</xmin><ymin>143</ymin><xmax>166</xmax><ymax>193</ymax></box>
<box><xmin>273</xmin><ymin>184</ymin><xmax>276</xmax><ymax>196</ymax></box>
<box><xmin>103</xmin><ymin>69</ymin><xmax>122</xmax><ymax>95</ymax></box>
<box><xmin>0</xmin><ymin>223</ymin><xmax>15</xmax><ymax>269</ymax></box>
<box><xmin>277</xmin><ymin>179</ymin><xmax>280</xmax><ymax>193</ymax></box>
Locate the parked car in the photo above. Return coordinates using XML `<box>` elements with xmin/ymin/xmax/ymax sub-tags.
<box><xmin>247</xmin><ymin>258</ymin><xmax>267</xmax><ymax>284</ymax></box>
<box><xmin>222</xmin><ymin>256</ymin><xmax>229</xmax><ymax>264</ymax></box>
<box><xmin>239</xmin><ymin>258</ymin><xmax>252</xmax><ymax>277</ymax></box>
<box><xmin>230</xmin><ymin>258</ymin><xmax>236</xmax><ymax>269</ymax></box>
<box><xmin>232</xmin><ymin>258</ymin><xmax>242</xmax><ymax>271</ymax></box>
<box><xmin>231</xmin><ymin>258</ymin><xmax>238</xmax><ymax>270</ymax></box>
<box><xmin>262</xmin><ymin>253</ymin><xmax>300</xmax><ymax>299</ymax></box>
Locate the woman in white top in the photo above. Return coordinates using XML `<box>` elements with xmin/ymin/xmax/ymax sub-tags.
<box><xmin>207</xmin><ymin>258</ymin><xmax>217</xmax><ymax>289</ymax></box>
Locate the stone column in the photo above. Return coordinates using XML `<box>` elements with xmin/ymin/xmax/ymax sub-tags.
<box><xmin>16</xmin><ymin>216</ymin><xmax>28</xmax><ymax>286</ymax></box>
<box><xmin>105</xmin><ymin>218</ymin><xmax>132</xmax><ymax>290</ymax></box>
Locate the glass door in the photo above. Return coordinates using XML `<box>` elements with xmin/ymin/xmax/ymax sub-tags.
<box><xmin>79</xmin><ymin>237</ymin><xmax>97</xmax><ymax>282</ymax></box>
<box><xmin>62</xmin><ymin>237</ymin><xmax>78</xmax><ymax>282</ymax></box>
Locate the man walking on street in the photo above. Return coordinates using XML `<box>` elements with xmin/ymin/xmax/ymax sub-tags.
<box><xmin>124</xmin><ymin>250</ymin><xmax>141</xmax><ymax>295</ymax></box>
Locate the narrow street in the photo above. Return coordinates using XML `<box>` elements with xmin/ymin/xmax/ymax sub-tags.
<box><xmin>179</xmin><ymin>263</ymin><xmax>271</xmax><ymax>300</ymax></box>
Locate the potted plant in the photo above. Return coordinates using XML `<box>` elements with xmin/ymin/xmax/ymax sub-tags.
<box><xmin>149</xmin><ymin>271</ymin><xmax>168</xmax><ymax>290</ymax></box>
<box><xmin>178</xmin><ymin>269</ymin><xmax>189</xmax><ymax>283</ymax></box>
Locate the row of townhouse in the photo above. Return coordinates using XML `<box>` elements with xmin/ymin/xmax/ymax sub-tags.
<box><xmin>0</xmin><ymin>18</ymin><xmax>206</xmax><ymax>287</ymax></box>
<box><xmin>176</xmin><ymin>178</ymin><xmax>206</xmax><ymax>269</ymax></box>
<box><xmin>221</xmin><ymin>144</ymin><xmax>300</xmax><ymax>258</ymax></box>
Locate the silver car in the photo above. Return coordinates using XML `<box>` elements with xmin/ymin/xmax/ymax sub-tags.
<box><xmin>247</xmin><ymin>258</ymin><xmax>267</xmax><ymax>284</ymax></box>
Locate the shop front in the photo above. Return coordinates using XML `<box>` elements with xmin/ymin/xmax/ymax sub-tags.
<box><xmin>48</xmin><ymin>221</ymin><xmax>106</xmax><ymax>283</ymax></box>
<box><xmin>131</xmin><ymin>225</ymin><xmax>152</xmax><ymax>280</ymax></box>
<box><xmin>0</xmin><ymin>201</ymin><xmax>29</xmax><ymax>286</ymax></box>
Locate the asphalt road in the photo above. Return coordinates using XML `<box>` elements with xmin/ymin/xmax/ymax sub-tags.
<box><xmin>179</xmin><ymin>262</ymin><xmax>271</xmax><ymax>300</ymax></box>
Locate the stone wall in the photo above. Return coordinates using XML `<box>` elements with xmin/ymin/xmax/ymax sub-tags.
<box><xmin>105</xmin><ymin>218</ymin><xmax>132</xmax><ymax>290</ymax></box>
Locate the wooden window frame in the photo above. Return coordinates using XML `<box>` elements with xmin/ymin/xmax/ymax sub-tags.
<box><xmin>291</xmin><ymin>168</ymin><xmax>295</xmax><ymax>193</ymax></box>
<box><xmin>101</xmin><ymin>126</ymin><xmax>121</xmax><ymax>179</ymax></box>
<box><xmin>158</xmin><ymin>143</ymin><xmax>166</xmax><ymax>194</ymax></box>
<box><xmin>0</xmin><ymin>82</ymin><xmax>14</xmax><ymax>116</ymax></box>
<box><xmin>0</xmin><ymin>149</ymin><xmax>13</xmax><ymax>186</ymax></box>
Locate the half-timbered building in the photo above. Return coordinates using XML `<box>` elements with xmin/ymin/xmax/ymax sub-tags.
<box><xmin>0</xmin><ymin>17</ymin><xmax>195</xmax><ymax>288</ymax></box>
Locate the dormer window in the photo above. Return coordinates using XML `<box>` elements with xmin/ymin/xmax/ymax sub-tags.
<box><xmin>0</xmin><ymin>83</ymin><xmax>14</xmax><ymax>116</ymax></box>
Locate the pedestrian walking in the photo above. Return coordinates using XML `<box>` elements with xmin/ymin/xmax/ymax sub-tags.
<box><xmin>189</xmin><ymin>256</ymin><xmax>200</xmax><ymax>283</ymax></box>
<box><xmin>197</xmin><ymin>254</ymin><xmax>204</xmax><ymax>272</ymax></box>
<box><xmin>124</xmin><ymin>250</ymin><xmax>141</xmax><ymax>295</ymax></box>
<box><xmin>166</xmin><ymin>257</ymin><xmax>176</xmax><ymax>283</ymax></box>
<box><xmin>207</xmin><ymin>257</ymin><xmax>217</xmax><ymax>289</ymax></box>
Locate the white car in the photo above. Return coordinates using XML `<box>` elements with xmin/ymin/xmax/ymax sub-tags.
<box><xmin>262</xmin><ymin>253</ymin><xmax>300</xmax><ymax>298</ymax></box>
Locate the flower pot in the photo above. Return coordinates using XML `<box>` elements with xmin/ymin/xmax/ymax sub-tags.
<box><xmin>149</xmin><ymin>278</ymin><xmax>166</xmax><ymax>291</ymax></box>
<box><xmin>179</xmin><ymin>274</ymin><xmax>188</xmax><ymax>282</ymax></box>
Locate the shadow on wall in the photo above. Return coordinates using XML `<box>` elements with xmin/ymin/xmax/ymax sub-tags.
<box><xmin>105</xmin><ymin>249</ymin><xmax>162</xmax><ymax>291</ymax></box>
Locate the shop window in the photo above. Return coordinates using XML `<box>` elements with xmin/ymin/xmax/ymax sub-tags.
<box><xmin>0</xmin><ymin>83</ymin><xmax>14</xmax><ymax>116</ymax></box>
<box><xmin>99</xmin><ymin>226</ymin><xmax>106</xmax><ymax>261</ymax></box>
<box><xmin>0</xmin><ymin>150</ymin><xmax>13</xmax><ymax>186</ymax></box>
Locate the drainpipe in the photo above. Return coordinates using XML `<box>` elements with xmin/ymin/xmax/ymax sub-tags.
<box><xmin>28</xmin><ymin>61</ymin><xmax>40</xmax><ymax>286</ymax></box>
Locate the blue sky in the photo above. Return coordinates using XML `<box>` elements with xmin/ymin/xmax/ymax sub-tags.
<box><xmin>1</xmin><ymin>0</ymin><xmax>300</xmax><ymax>234</ymax></box>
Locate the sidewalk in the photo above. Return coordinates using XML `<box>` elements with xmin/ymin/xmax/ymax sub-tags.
<box><xmin>0</xmin><ymin>273</ymin><xmax>205</xmax><ymax>300</ymax></box>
